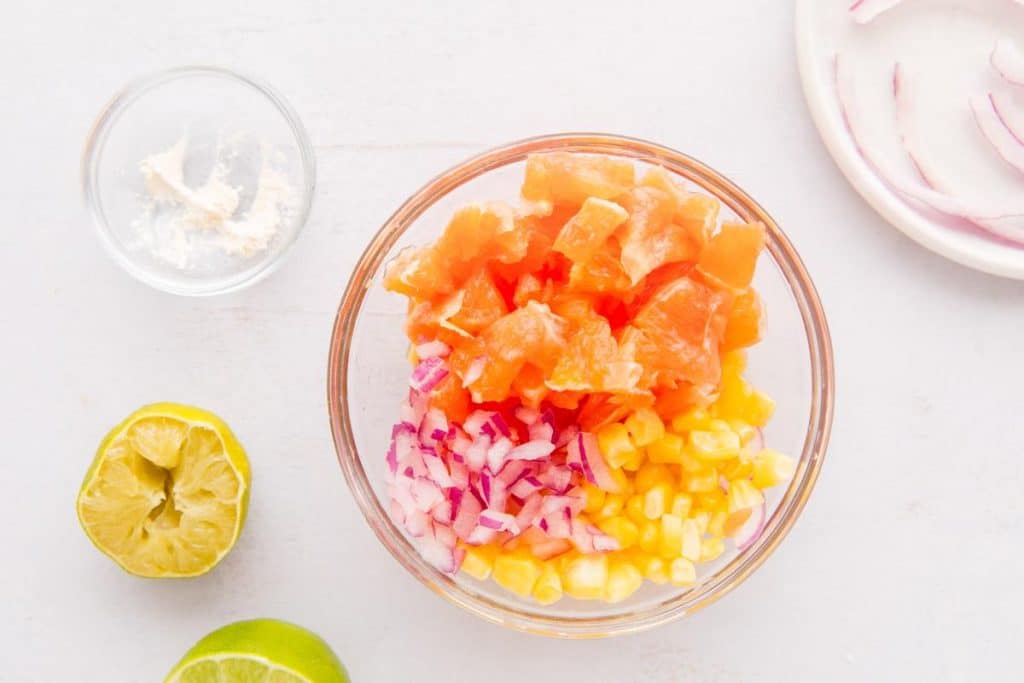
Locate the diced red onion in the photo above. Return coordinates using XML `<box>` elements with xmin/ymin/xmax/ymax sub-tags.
<box><xmin>539</xmin><ymin>508</ymin><xmax>573</xmax><ymax>539</ymax></box>
<box><xmin>538</xmin><ymin>464</ymin><xmax>573</xmax><ymax>495</ymax></box>
<box><xmin>414</xmin><ymin>340</ymin><xmax>451</xmax><ymax>359</ymax></box>
<box><xmin>528</xmin><ymin>420</ymin><xmax>555</xmax><ymax>443</ymax></box>
<box><xmin>514</xmin><ymin>406</ymin><xmax>540</xmax><ymax>425</ymax></box>
<box><xmin>462</xmin><ymin>357</ymin><xmax>485</xmax><ymax>388</ymax></box>
<box><xmin>971</xmin><ymin>94</ymin><xmax>1024</xmax><ymax>175</ymax></box>
<box><xmin>567</xmin><ymin>432</ymin><xmax>622</xmax><ymax>492</ymax></box>
<box><xmin>506</xmin><ymin>440</ymin><xmax>556</xmax><ymax>462</ymax></box>
<box><xmin>465</xmin><ymin>525</ymin><xmax>498</xmax><ymax>546</ymax></box>
<box><xmin>464</xmin><ymin>434</ymin><xmax>490</xmax><ymax>472</ymax></box>
<box><xmin>491</xmin><ymin>413</ymin><xmax>512</xmax><ymax>438</ymax></box>
<box><xmin>411</xmin><ymin>477</ymin><xmax>445</xmax><ymax>512</ymax></box>
<box><xmin>478</xmin><ymin>510</ymin><xmax>520</xmax><ymax>534</ymax></box>
<box><xmin>510</xmin><ymin>476</ymin><xmax>544</xmax><ymax>500</ymax></box>
<box><xmin>486</xmin><ymin>436</ymin><xmax>515</xmax><ymax>472</ymax></box>
<box><xmin>409</xmin><ymin>356</ymin><xmax>449</xmax><ymax>393</ymax></box>
<box><xmin>385</xmin><ymin>442</ymin><xmax>398</xmax><ymax>475</ymax></box>
<box><xmin>555</xmin><ymin>423</ymin><xmax>578</xmax><ymax>450</ymax></box>
<box><xmin>848</xmin><ymin>0</ymin><xmax>902</xmax><ymax>24</ymax></box>
<box><xmin>418</xmin><ymin>408</ymin><xmax>448</xmax><ymax>445</ymax></box>
<box><xmin>419</xmin><ymin>524</ymin><xmax>459</xmax><ymax>573</ymax></box>
<box><xmin>591</xmin><ymin>527</ymin><xmax>620</xmax><ymax>552</ymax></box>
<box><xmin>452</xmin><ymin>489</ymin><xmax>482</xmax><ymax>540</ymax></box>
<box><xmin>733</xmin><ymin>502</ymin><xmax>767</xmax><ymax>552</ymax></box>
<box><xmin>992</xmin><ymin>39</ymin><xmax>1024</xmax><ymax>87</ymax></box>
<box><xmin>405</xmin><ymin>509</ymin><xmax>429</xmax><ymax>538</ymax></box>
<box><xmin>834</xmin><ymin>54</ymin><xmax>1024</xmax><ymax>244</ymax></box>
<box><xmin>515</xmin><ymin>492</ymin><xmax>544</xmax><ymax>530</ymax></box>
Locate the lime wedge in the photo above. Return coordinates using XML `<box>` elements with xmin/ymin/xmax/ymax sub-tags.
<box><xmin>164</xmin><ymin>619</ymin><xmax>349</xmax><ymax>683</ymax></box>
<box><xmin>76</xmin><ymin>402</ymin><xmax>250</xmax><ymax>578</ymax></box>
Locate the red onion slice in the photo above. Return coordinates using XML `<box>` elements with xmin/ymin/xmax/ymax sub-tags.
<box><xmin>515</xmin><ymin>492</ymin><xmax>544</xmax><ymax>530</ymax></box>
<box><xmin>834</xmin><ymin>54</ymin><xmax>1024</xmax><ymax>244</ymax></box>
<box><xmin>849</xmin><ymin>0</ymin><xmax>902</xmax><ymax>24</ymax></box>
<box><xmin>414</xmin><ymin>340</ymin><xmax>451</xmax><ymax>359</ymax></box>
<box><xmin>992</xmin><ymin>39</ymin><xmax>1024</xmax><ymax>87</ymax></box>
<box><xmin>478</xmin><ymin>510</ymin><xmax>520</xmax><ymax>534</ymax></box>
<box><xmin>567</xmin><ymin>432</ymin><xmax>623</xmax><ymax>493</ymax></box>
<box><xmin>486</xmin><ymin>436</ymin><xmax>515</xmax><ymax>473</ymax></box>
<box><xmin>510</xmin><ymin>476</ymin><xmax>545</xmax><ymax>500</ymax></box>
<box><xmin>409</xmin><ymin>356</ymin><xmax>449</xmax><ymax>393</ymax></box>
<box><xmin>461</xmin><ymin>357</ymin><xmax>485</xmax><ymax>388</ymax></box>
<box><xmin>971</xmin><ymin>94</ymin><xmax>1024</xmax><ymax>175</ymax></box>
<box><xmin>506</xmin><ymin>440</ymin><xmax>557</xmax><ymax>462</ymax></box>
<box><xmin>733</xmin><ymin>502</ymin><xmax>767</xmax><ymax>552</ymax></box>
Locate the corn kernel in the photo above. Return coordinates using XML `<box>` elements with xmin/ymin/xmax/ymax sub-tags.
<box><xmin>639</xmin><ymin>520</ymin><xmax>660</xmax><ymax>554</ymax></box>
<box><xmin>643</xmin><ymin>482</ymin><xmax>672</xmax><ymax>520</ymax></box>
<box><xmin>460</xmin><ymin>544</ymin><xmax>498</xmax><ymax>580</ymax></box>
<box><xmin>605</xmin><ymin>560</ymin><xmax>644</xmax><ymax>603</ymax></box>
<box><xmin>684</xmin><ymin>468</ymin><xmax>718</xmax><ymax>492</ymax></box>
<box><xmin>625</xmin><ymin>494</ymin><xmax>647</xmax><ymax>525</ymax></box>
<box><xmin>721</xmin><ymin>455</ymin><xmax>753</xmax><ymax>481</ymax></box>
<box><xmin>678</xmin><ymin>449</ymin><xmax>706</xmax><ymax>473</ymax></box>
<box><xmin>639</xmin><ymin>555</ymin><xmax>669</xmax><ymax>584</ymax></box>
<box><xmin>620</xmin><ymin>448</ymin><xmax>644</xmax><ymax>472</ymax></box>
<box><xmin>708</xmin><ymin>510</ymin><xmax>728</xmax><ymax>538</ymax></box>
<box><xmin>680</xmin><ymin>519</ymin><xmax>702</xmax><ymax>561</ymax></box>
<box><xmin>728</xmin><ymin>419</ymin><xmax>757</xmax><ymax>446</ymax></box>
<box><xmin>597</xmin><ymin>516</ymin><xmax>640</xmax><ymax>549</ymax></box>
<box><xmin>752</xmin><ymin>449</ymin><xmax>796</xmax><ymax>489</ymax></box>
<box><xmin>727</xmin><ymin>479</ymin><xmax>765</xmax><ymax>514</ymax></box>
<box><xmin>707</xmin><ymin>418</ymin><xmax>733</xmax><ymax>433</ymax></box>
<box><xmin>598</xmin><ymin>494</ymin><xmax>625</xmax><ymax>520</ymax></box>
<box><xmin>582</xmin><ymin>483</ymin><xmax>607</xmax><ymax>514</ymax></box>
<box><xmin>696</xmin><ymin>489</ymin><xmax>727</xmax><ymax>513</ymax></box>
<box><xmin>647</xmin><ymin>433</ymin><xmax>685</xmax><ymax>464</ymax></box>
<box><xmin>533</xmin><ymin>562</ymin><xmax>563</xmax><ymax>605</ymax></box>
<box><xmin>659</xmin><ymin>514</ymin><xmax>683</xmax><ymax>558</ymax></box>
<box><xmin>597</xmin><ymin>423</ymin><xmax>638</xmax><ymax>469</ymax></box>
<box><xmin>689</xmin><ymin>430</ymin><xmax>741</xmax><ymax>461</ymax></box>
<box><xmin>625</xmin><ymin>407</ymin><xmax>665</xmax><ymax>447</ymax></box>
<box><xmin>610</xmin><ymin>468</ymin><xmax>633</xmax><ymax>495</ymax></box>
<box><xmin>692</xmin><ymin>510</ymin><xmax>711</xmax><ymax>535</ymax></box>
<box><xmin>635</xmin><ymin>463</ymin><xmax>674</xmax><ymax>493</ymax></box>
<box><xmin>700</xmin><ymin>537</ymin><xmax>725</xmax><ymax>563</ymax></box>
<box><xmin>670</xmin><ymin>492</ymin><xmax>693</xmax><ymax>519</ymax></box>
<box><xmin>742</xmin><ymin>390</ymin><xmax>776</xmax><ymax>428</ymax></box>
<box><xmin>563</xmin><ymin>555</ymin><xmax>609</xmax><ymax>600</ymax></box>
<box><xmin>492</xmin><ymin>552</ymin><xmax>542</xmax><ymax>597</ymax></box>
<box><xmin>669</xmin><ymin>558</ymin><xmax>697</xmax><ymax>586</ymax></box>
<box><xmin>671</xmin><ymin>408</ymin><xmax>711</xmax><ymax>434</ymax></box>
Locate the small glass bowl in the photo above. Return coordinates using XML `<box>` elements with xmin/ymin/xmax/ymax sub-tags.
<box><xmin>327</xmin><ymin>133</ymin><xmax>834</xmax><ymax>638</ymax></box>
<box><xmin>82</xmin><ymin>66</ymin><xmax>316</xmax><ymax>296</ymax></box>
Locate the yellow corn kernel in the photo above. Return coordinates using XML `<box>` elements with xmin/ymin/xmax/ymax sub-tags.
<box><xmin>597</xmin><ymin>423</ymin><xmax>638</xmax><ymax>469</ymax></box>
<box><xmin>639</xmin><ymin>520</ymin><xmax>660</xmax><ymax>554</ymax></box>
<box><xmin>680</xmin><ymin>519</ymin><xmax>701</xmax><ymax>561</ymax></box>
<box><xmin>625</xmin><ymin>407</ymin><xmax>665</xmax><ymax>447</ymax></box>
<box><xmin>670</xmin><ymin>492</ymin><xmax>693</xmax><ymax>519</ymax></box>
<box><xmin>684</xmin><ymin>469</ymin><xmax>719</xmax><ymax>493</ymax></box>
<box><xmin>752</xmin><ymin>449</ymin><xmax>796</xmax><ymax>489</ymax></box>
<box><xmin>598</xmin><ymin>494</ymin><xmax>625</xmax><ymax>520</ymax></box>
<box><xmin>647</xmin><ymin>433</ymin><xmax>685</xmax><ymax>464</ymax></box>
<box><xmin>721</xmin><ymin>350</ymin><xmax>747</xmax><ymax>375</ymax></box>
<box><xmin>597</xmin><ymin>516</ymin><xmax>640</xmax><ymax>549</ymax></box>
<box><xmin>533</xmin><ymin>562</ymin><xmax>563</xmax><ymax>605</ymax></box>
<box><xmin>643</xmin><ymin>482</ymin><xmax>673</xmax><ymax>520</ymax></box>
<box><xmin>620</xmin><ymin>447</ymin><xmax>645</xmax><ymax>472</ymax></box>
<box><xmin>659</xmin><ymin>514</ymin><xmax>683</xmax><ymax>558</ymax></box>
<box><xmin>669</xmin><ymin>558</ymin><xmax>697</xmax><ymax>586</ymax></box>
<box><xmin>625</xmin><ymin>494</ymin><xmax>647</xmax><ymax>525</ymax></box>
<box><xmin>728</xmin><ymin>419</ymin><xmax>757</xmax><ymax>446</ymax></box>
<box><xmin>563</xmin><ymin>555</ymin><xmax>609</xmax><ymax>600</ymax></box>
<box><xmin>610</xmin><ymin>467</ymin><xmax>633</xmax><ymax>495</ymax></box>
<box><xmin>635</xmin><ymin>463</ymin><xmax>674</xmax><ymax>493</ymax></box>
<box><xmin>460</xmin><ymin>544</ymin><xmax>498</xmax><ymax>580</ymax></box>
<box><xmin>492</xmin><ymin>552</ymin><xmax>542</xmax><ymax>597</ymax></box>
<box><xmin>707</xmin><ymin>418</ymin><xmax>732</xmax><ymax>433</ymax></box>
<box><xmin>727</xmin><ymin>478</ymin><xmax>765</xmax><ymax>514</ymax></box>
<box><xmin>679</xmin><ymin>449</ymin><xmax>706</xmax><ymax>473</ymax></box>
<box><xmin>721</xmin><ymin>455</ymin><xmax>753</xmax><ymax>482</ymax></box>
<box><xmin>692</xmin><ymin>510</ymin><xmax>711</xmax><ymax>535</ymax></box>
<box><xmin>708</xmin><ymin>510</ymin><xmax>728</xmax><ymax>538</ymax></box>
<box><xmin>742</xmin><ymin>390</ymin><xmax>776</xmax><ymax>428</ymax></box>
<box><xmin>638</xmin><ymin>555</ymin><xmax>669</xmax><ymax>584</ymax></box>
<box><xmin>582</xmin><ymin>483</ymin><xmax>607</xmax><ymax>515</ymax></box>
<box><xmin>700</xmin><ymin>537</ymin><xmax>725</xmax><ymax>563</ymax></box>
<box><xmin>695</xmin><ymin>489</ymin><xmax>727</xmax><ymax>514</ymax></box>
<box><xmin>689</xmin><ymin>430</ymin><xmax>741</xmax><ymax>461</ymax></box>
<box><xmin>604</xmin><ymin>560</ymin><xmax>644</xmax><ymax>603</ymax></box>
<box><xmin>670</xmin><ymin>408</ymin><xmax>711</xmax><ymax>434</ymax></box>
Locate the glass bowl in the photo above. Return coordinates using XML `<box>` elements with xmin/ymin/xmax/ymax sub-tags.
<box><xmin>327</xmin><ymin>133</ymin><xmax>834</xmax><ymax>638</ymax></box>
<box><xmin>81</xmin><ymin>66</ymin><xmax>316</xmax><ymax>296</ymax></box>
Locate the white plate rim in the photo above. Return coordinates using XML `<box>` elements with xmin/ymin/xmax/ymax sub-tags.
<box><xmin>795</xmin><ymin>0</ymin><xmax>1024</xmax><ymax>280</ymax></box>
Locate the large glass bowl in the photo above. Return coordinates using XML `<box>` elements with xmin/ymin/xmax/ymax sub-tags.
<box><xmin>327</xmin><ymin>133</ymin><xmax>834</xmax><ymax>638</ymax></box>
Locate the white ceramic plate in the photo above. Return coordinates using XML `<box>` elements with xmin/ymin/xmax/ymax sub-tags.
<box><xmin>796</xmin><ymin>0</ymin><xmax>1024</xmax><ymax>278</ymax></box>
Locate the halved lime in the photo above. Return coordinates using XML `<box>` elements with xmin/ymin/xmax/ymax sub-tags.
<box><xmin>164</xmin><ymin>619</ymin><xmax>349</xmax><ymax>683</ymax></box>
<box><xmin>76</xmin><ymin>403</ymin><xmax>250</xmax><ymax>578</ymax></box>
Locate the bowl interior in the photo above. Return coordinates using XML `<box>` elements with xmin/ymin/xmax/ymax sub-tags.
<box><xmin>83</xmin><ymin>67</ymin><xmax>315</xmax><ymax>296</ymax></box>
<box><xmin>331</xmin><ymin>135</ymin><xmax>832</xmax><ymax>636</ymax></box>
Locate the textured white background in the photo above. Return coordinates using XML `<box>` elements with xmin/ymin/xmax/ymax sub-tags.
<box><xmin>3</xmin><ymin>1</ymin><xmax>1023</xmax><ymax>681</ymax></box>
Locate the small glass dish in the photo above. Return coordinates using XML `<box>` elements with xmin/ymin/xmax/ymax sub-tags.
<box><xmin>327</xmin><ymin>133</ymin><xmax>834</xmax><ymax>638</ymax></box>
<box><xmin>81</xmin><ymin>66</ymin><xmax>315</xmax><ymax>296</ymax></box>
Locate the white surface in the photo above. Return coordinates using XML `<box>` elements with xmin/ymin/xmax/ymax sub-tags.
<box><xmin>2</xmin><ymin>1</ymin><xmax>1023</xmax><ymax>681</ymax></box>
<box><xmin>797</xmin><ymin>0</ymin><xmax>1024</xmax><ymax>278</ymax></box>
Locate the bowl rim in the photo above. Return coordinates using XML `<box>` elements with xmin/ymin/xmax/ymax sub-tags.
<box><xmin>327</xmin><ymin>132</ymin><xmax>834</xmax><ymax>638</ymax></box>
<box><xmin>80</xmin><ymin>64</ymin><xmax>317</xmax><ymax>297</ymax></box>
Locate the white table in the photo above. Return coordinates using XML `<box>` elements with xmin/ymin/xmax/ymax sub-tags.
<box><xmin>5</xmin><ymin>1</ymin><xmax>1022</xmax><ymax>681</ymax></box>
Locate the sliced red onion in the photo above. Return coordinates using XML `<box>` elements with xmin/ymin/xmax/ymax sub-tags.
<box><xmin>515</xmin><ymin>492</ymin><xmax>544</xmax><ymax>530</ymax></box>
<box><xmin>834</xmin><ymin>54</ymin><xmax>1024</xmax><ymax>243</ymax></box>
<box><xmin>538</xmin><ymin>507</ymin><xmax>573</xmax><ymax>539</ymax></box>
<box><xmin>541</xmin><ymin>493</ymin><xmax>587</xmax><ymax>517</ymax></box>
<box><xmin>554</xmin><ymin>423</ymin><xmax>578</xmax><ymax>450</ymax></box>
<box><xmin>418</xmin><ymin>408</ymin><xmax>448</xmax><ymax>445</ymax></box>
<box><xmin>448</xmin><ymin>460</ymin><xmax>469</xmax><ymax>488</ymax></box>
<box><xmin>385</xmin><ymin>442</ymin><xmax>398</xmax><ymax>475</ymax></box>
<box><xmin>411</xmin><ymin>477</ymin><xmax>445</xmax><ymax>512</ymax></box>
<box><xmin>567</xmin><ymin>432</ymin><xmax>622</xmax><ymax>493</ymax></box>
<box><xmin>422</xmin><ymin>452</ymin><xmax>452</xmax><ymax>487</ymax></box>
<box><xmin>971</xmin><ymin>94</ymin><xmax>1024</xmax><ymax>175</ymax></box>
<box><xmin>419</xmin><ymin>524</ymin><xmax>459</xmax><ymax>573</ymax></box>
<box><xmin>478</xmin><ymin>510</ymin><xmax>520</xmax><ymax>534</ymax></box>
<box><xmin>848</xmin><ymin>0</ymin><xmax>902</xmax><ymax>24</ymax></box>
<box><xmin>462</xmin><ymin>357</ymin><xmax>485</xmax><ymax>388</ymax></box>
<box><xmin>992</xmin><ymin>39</ymin><xmax>1024</xmax><ymax>87</ymax></box>
<box><xmin>486</xmin><ymin>436</ymin><xmax>515</xmax><ymax>472</ymax></box>
<box><xmin>506</xmin><ymin>440</ymin><xmax>556</xmax><ymax>462</ymax></box>
<box><xmin>537</xmin><ymin>464</ymin><xmax>573</xmax><ymax>495</ymax></box>
<box><xmin>465</xmin><ymin>524</ymin><xmax>498</xmax><ymax>546</ymax></box>
<box><xmin>496</xmin><ymin>459</ymin><xmax>532</xmax><ymax>485</ymax></box>
<box><xmin>510</xmin><ymin>476</ymin><xmax>544</xmax><ymax>500</ymax></box>
<box><xmin>452</xmin><ymin>489</ymin><xmax>482</xmax><ymax>540</ymax></box>
<box><xmin>528</xmin><ymin>420</ymin><xmax>555</xmax><ymax>443</ymax></box>
<box><xmin>430</xmin><ymin>499</ymin><xmax>453</xmax><ymax>524</ymax></box>
<box><xmin>405</xmin><ymin>509</ymin><xmax>429</xmax><ymax>538</ymax></box>
<box><xmin>491</xmin><ymin>413</ymin><xmax>512</xmax><ymax>438</ymax></box>
<box><xmin>733</xmin><ymin>502</ymin><xmax>767</xmax><ymax>552</ymax></box>
<box><xmin>414</xmin><ymin>340</ymin><xmax>451</xmax><ymax>359</ymax></box>
<box><xmin>409</xmin><ymin>356</ymin><xmax>449</xmax><ymax>393</ymax></box>
<box><xmin>464</xmin><ymin>434</ymin><xmax>490</xmax><ymax>472</ymax></box>
<box><xmin>591</xmin><ymin>527</ymin><xmax>620</xmax><ymax>552</ymax></box>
